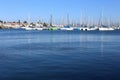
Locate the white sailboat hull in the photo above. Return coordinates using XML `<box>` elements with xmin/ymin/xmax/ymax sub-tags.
<box><xmin>60</xmin><ymin>28</ymin><xmax>74</xmax><ymax>31</ymax></box>
<box><xmin>34</xmin><ymin>28</ymin><xmax>43</xmax><ymax>30</ymax></box>
<box><xmin>80</xmin><ymin>27</ymin><xmax>98</xmax><ymax>31</ymax></box>
<box><xmin>25</xmin><ymin>27</ymin><xmax>33</xmax><ymax>30</ymax></box>
<box><xmin>99</xmin><ymin>27</ymin><xmax>114</xmax><ymax>31</ymax></box>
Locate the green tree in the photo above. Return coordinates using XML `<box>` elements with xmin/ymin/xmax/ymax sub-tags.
<box><xmin>0</xmin><ymin>20</ymin><xmax>3</xmax><ymax>23</ymax></box>
<box><xmin>43</xmin><ymin>22</ymin><xmax>48</xmax><ymax>27</ymax></box>
<box><xmin>30</xmin><ymin>22</ymin><xmax>35</xmax><ymax>26</ymax></box>
<box><xmin>18</xmin><ymin>20</ymin><xmax>20</xmax><ymax>24</ymax></box>
<box><xmin>23</xmin><ymin>21</ymin><xmax>27</xmax><ymax>24</ymax></box>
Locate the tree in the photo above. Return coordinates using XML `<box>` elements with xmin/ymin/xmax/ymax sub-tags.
<box><xmin>43</xmin><ymin>22</ymin><xmax>48</xmax><ymax>27</ymax></box>
<box><xmin>18</xmin><ymin>20</ymin><xmax>20</xmax><ymax>24</ymax></box>
<box><xmin>13</xmin><ymin>21</ymin><xmax>16</xmax><ymax>23</ymax></box>
<box><xmin>0</xmin><ymin>20</ymin><xmax>3</xmax><ymax>23</ymax></box>
<box><xmin>23</xmin><ymin>21</ymin><xmax>28</xmax><ymax>24</ymax></box>
<box><xmin>30</xmin><ymin>22</ymin><xmax>35</xmax><ymax>26</ymax></box>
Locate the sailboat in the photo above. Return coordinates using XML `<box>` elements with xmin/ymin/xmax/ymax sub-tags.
<box><xmin>25</xmin><ymin>14</ymin><xmax>34</xmax><ymax>30</ymax></box>
<box><xmin>60</xmin><ymin>14</ymin><xmax>74</xmax><ymax>31</ymax></box>
<box><xmin>98</xmin><ymin>9</ymin><xmax>114</xmax><ymax>31</ymax></box>
<box><xmin>48</xmin><ymin>15</ymin><xmax>59</xmax><ymax>30</ymax></box>
<box><xmin>99</xmin><ymin>25</ymin><xmax>114</xmax><ymax>31</ymax></box>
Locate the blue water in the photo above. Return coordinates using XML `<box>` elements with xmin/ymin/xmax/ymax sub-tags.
<box><xmin>0</xmin><ymin>29</ymin><xmax>120</xmax><ymax>80</ymax></box>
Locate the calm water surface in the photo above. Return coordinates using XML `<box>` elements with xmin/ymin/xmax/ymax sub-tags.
<box><xmin>0</xmin><ymin>29</ymin><xmax>120</xmax><ymax>80</ymax></box>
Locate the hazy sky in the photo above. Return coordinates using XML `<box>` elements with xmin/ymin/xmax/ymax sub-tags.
<box><xmin>0</xmin><ymin>0</ymin><xmax>120</xmax><ymax>22</ymax></box>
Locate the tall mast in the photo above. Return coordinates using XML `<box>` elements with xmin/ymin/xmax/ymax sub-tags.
<box><xmin>50</xmin><ymin>14</ymin><xmax>53</xmax><ymax>27</ymax></box>
<box><xmin>80</xmin><ymin>12</ymin><xmax>83</xmax><ymax>26</ymax></box>
<box><xmin>101</xmin><ymin>9</ymin><xmax>103</xmax><ymax>26</ymax></box>
<box><xmin>27</xmin><ymin>13</ymin><xmax>31</xmax><ymax>26</ymax></box>
<box><xmin>99</xmin><ymin>8</ymin><xmax>104</xmax><ymax>27</ymax></box>
<box><xmin>67</xmin><ymin>14</ymin><xmax>70</xmax><ymax>26</ymax></box>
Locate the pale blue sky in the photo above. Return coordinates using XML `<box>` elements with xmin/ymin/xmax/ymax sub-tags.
<box><xmin>0</xmin><ymin>0</ymin><xmax>120</xmax><ymax>22</ymax></box>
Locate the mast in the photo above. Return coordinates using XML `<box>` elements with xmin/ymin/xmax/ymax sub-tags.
<box><xmin>50</xmin><ymin>14</ymin><xmax>53</xmax><ymax>27</ymax></box>
<box><xmin>99</xmin><ymin>8</ymin><xmax>104</xmax><ymax>28</ymax></box>
<box><xmin>27</xmin><ymin>13</ymin><xmax>31</xmax><ymax>26</ymax></box>
<box><xmin>101</xmin><ymin>9</ymin><xmax>103</xmax><ymax>26</ymax></box>
<box><xmin>80</xmin><ymin>12</ymin><xmax>83</xmax><ymax>26</ymax></box>
<box><xmin>67</xmin><ymin>14</ymin><xmax>70</xmax><ymax>26</ymax></box>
